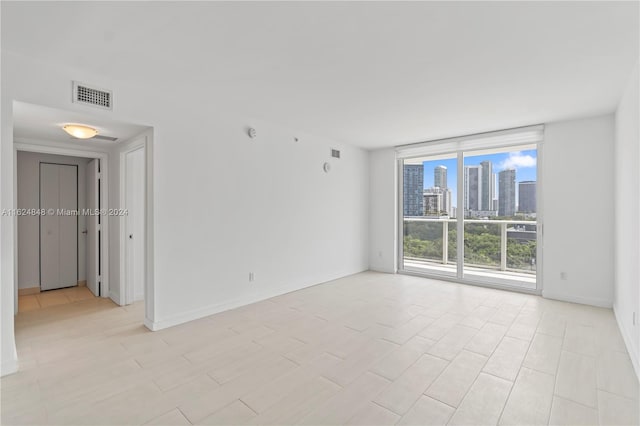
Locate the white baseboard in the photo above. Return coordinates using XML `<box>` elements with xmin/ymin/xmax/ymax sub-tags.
<box><xmin>109</xmin><ymin>291</ymin><xmax>123</xmax><ymax>306</ymax></box>
<box><xmin>369</xmin><ymin>266</ymin><xmax>396</xmax><ymax>274</ymax></box>
<box><xmin>144</xmin><ymin>270</ymin><xmax>368</xmax><ymax>332</ymax></box>
<box><xmin>541</xmin><ymin>290</ymin><xmax>612</xmax><ymax>308</ymax></box>
<box><xmin>17</xmin><ymin>286</ymin><xmax>40</xmax><ymax>296</ymax></box>
<box><xmin>1</xmin><ymin>357</ymin><xmax>18</xmax><ymax>377</ymax></box>
<box><xmin>143</xmin><ymin>317</ymin><xmax>157</xmax><ymax>331</ymax></box>
<box><xmin>144</xmin><ymin>286</ymin><xmax>300</xmax><ymax>331</ymax></box>
<box><xmin>614</xmin><ymin>306</ymin><xmax>640</xmax><ymax>381</ymax></box>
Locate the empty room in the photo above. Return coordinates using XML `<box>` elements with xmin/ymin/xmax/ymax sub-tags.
<box><xmin>1</xmin><ymin>1</ymin><xmax>638</xmax><ymax>426</ymax></box>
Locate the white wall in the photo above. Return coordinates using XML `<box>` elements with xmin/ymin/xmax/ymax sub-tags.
<box><xmin>146</xmin><ymin>116</ymin><xmax>369</xmax><ymax>329</ymax></box>
<box><xmin>542</xmin><ymin>114</ymin><xmax>615</xmax><ymax>307</ymax></box>
<box><xmin>1</xmin><ymin>61</ymin><xmax>17</xmax><ymax>376</ymax></box>
<box><xmin>369</xmin><ymin>148</ymin><xmax>397</xmax><ymax>273</ymax></box>
<box><xmin>614</xmin><ymin>61</ymin><xmax>639</xmax><ymax>377</ymax></box>
<box><xmin>1</xmin><ymin>51</ymin><xmax>370</xmax><ymax>373</ymax></box>
<box><xmin>16</xmin><ymin>152</ymin><xmax>91</xmax><ymax>289</ymax></box>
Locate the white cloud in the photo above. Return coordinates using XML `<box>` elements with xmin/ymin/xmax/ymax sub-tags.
<box><xmin>499</xmin><ymin>152</ymin><xmax>536</xmax><ymax>170</ymax></box>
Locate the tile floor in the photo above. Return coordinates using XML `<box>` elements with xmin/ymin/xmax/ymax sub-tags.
<box><xmin>18</xmin><ymin>286</ymin><xmax>96</xmax><ymax>312</ymax></box>
<box><xmin>2</xmin><ymin>272</ymin><xmax>638</xmax><ymax>425</ymax></box>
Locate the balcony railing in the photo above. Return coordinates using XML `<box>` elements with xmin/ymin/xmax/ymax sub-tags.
<box><xmin>403</xmin><ymin>217</ymin><xmax>537</xmax><ymax>277</ymax></box>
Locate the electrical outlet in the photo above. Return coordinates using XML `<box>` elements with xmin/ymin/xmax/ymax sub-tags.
<box><xmin>378</xmin><ymin>251</ymin><xmax>383</xmax><ymax>258</ymax></box>
<box><xmin>249</xmin><ymin>272</ymin><xmax>255</xmax><ymax>282</ymax></box>
<box><xmin>560</xmin><ymin>272</ymin><xmax>567</xmax><ymax>280</ymax></box>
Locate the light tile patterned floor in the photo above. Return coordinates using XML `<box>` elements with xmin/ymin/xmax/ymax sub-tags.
<box><xmin>2</xmin><ymin>272</ymin><xmax>638</xmax><ymax>425</ymax></box>
<box><xmin>18</xmin><ymin>286</ymin><xmax>96</xmax><ymax>312</ymax></box>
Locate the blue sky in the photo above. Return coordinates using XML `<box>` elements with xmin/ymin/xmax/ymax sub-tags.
<box><xmin>422</xmin><ymin>149</ymin><xmax>537</xmax><ymax>208</ymax></box>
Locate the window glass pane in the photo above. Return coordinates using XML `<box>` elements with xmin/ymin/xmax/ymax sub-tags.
<box><xmin>462</xmin><ymin>147</ymin><xmax>537</xmax><ymax>289</ymax></box>
<box><xmin>402</xmin><ymin>154</ymin><xmax>457</xmax><ymax>277</ymax></box>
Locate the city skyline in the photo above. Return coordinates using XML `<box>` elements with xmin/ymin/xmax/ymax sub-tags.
<box><xmin>421</xmin><ymin>149</ymin><xmax>537</xmax><ymax>212</ymax></box>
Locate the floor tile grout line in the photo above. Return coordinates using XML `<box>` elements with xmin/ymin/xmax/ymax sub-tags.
<box><xmin>238</xmin><ymin>397</ymin><xmax>259</xmax><ymax>416</ymax></box>
<box><xmin>552</xmin><ymin>394</ymin><xmax>601</xmax><ymax>412</ymax></box>
<box><xmin>596</xmin><ymin>387</ymin><xmax>639</xmax><ymax>403</ymax></box>
<box><xmin>368</xmin><ymin>399</ymin><xmax>404</xmax><ymax>418</ymax></box>
<box><xmin>495</xmin><ymin>322</ymin><xmax>536</xmax><ymax>425</ymax></box>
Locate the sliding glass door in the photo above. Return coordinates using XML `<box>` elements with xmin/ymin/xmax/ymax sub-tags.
<box><xmin>461</xmin><ymin>147</ymin><xmax>537</xmax><ymax>289</ymax></box>
<box><xmin>402</xmin><ymin>154</ymin><xmax>458</xmax><ymax>278</ymax></box>
<box><xmin>398</xmin><ymin>127</ymin><xmax>542</xmax><ymax>292</ymax></box>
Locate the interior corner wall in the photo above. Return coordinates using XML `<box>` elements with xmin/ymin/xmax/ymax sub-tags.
<box><xmin>541</xmin><ymin>114</ymin><xmax>615</xmax><ymax>307</ymax></box>
<box><xmin>613</xmin><ymin>60</ymin><xmax>639</xmax><ymax>377</ymax></box>
<box><xmin>369</xmin><ymin>148</ymin><xmax>397</xmax><ymax>273</ymax></box>
<box><xmin>16</xmin><ymin>152</ymin><xmax>91</xmax><ymax>290</ymax></box>
<box><xmin>1</xmin><ymin>51</ymin><xmax>370</xmax><ymax>363</ymax></box>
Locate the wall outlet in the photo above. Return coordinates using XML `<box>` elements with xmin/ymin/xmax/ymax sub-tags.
<box><xmin>560</xmin><ymin>272</ymin><xmax>568</xmax><ymax>280</ymax></box>
<box><xmin>378</xmin><ymin>250</ymin><xmax>383</xmax><ymax>258</ymax></box>
<box><xmin>249</xmin><ymin>272</ymin><xmax>255</xmax><ymax>282</ymax></box>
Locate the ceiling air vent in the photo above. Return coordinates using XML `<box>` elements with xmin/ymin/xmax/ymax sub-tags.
<box><xmin>331</xmin><ymin>149</ymin><xmax>341</xmax><ymax>159</ymax></box>
<box><xmin>72</xmin><ymin>81</ymin><xmax>112</xmax><ymax>110</ymax></box>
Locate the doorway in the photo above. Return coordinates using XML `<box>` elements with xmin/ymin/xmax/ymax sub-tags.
<box><xmin>16</xmin><ymin>151</ymin><xmax>104</xmax><ymax>311</ymax></box>
<box><xmin>7</xmin><ymin>101</ymin><xmax>155</xmax><ymax>378</ymax></box>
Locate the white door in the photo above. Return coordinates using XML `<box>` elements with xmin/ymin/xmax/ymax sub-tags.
<box><xmin>86</xmin><ymin>159</ymin><xmax>100</xmax><ymax>297</ymax></box>
<box><xmin>40</xmin><ymin>163</ymin><xmax>78</xmax><ymax>291</ymax></box>
<box><xmin>125</xmin><ymin>148</ymin><xmax>145</xmax><ymax>302</ymax></box>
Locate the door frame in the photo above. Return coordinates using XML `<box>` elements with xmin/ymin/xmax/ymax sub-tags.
<box><xmin>119</xmin><ymin>138</ymin><xmax>147</xmax><ymax>306</ymax></box>
<box><xmin>13</xmin><ymin>142</ymin><xmax>110</xmax><ymax>313</ymax></box>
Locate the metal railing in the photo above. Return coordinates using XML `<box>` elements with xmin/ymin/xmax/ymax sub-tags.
<box><xmin>403</xmin><ymin>217</ymin><xmax>537</xmax><ymax>274</ymax></box>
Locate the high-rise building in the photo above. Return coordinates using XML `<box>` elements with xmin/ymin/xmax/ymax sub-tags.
<box><xmin>403</xmin><ymin>165</ymin><xmax>424</xmax><ymax>216</ymax></box>
<box><xmin>492</xmin><ymin>172</ymin><xmax>498</xmax><ymax>211</ymax></box>
<box><xmin>434</xmin><ymin>165</ymin><xmax>447</xmax><ymax>189</ymax></box>
<box><xmin>499</xmin><ymin>169</ymin><xmax>516</xmax><ymax>217</ymax></box>
<box><xmin>480</xmin><ymin>161</ymin><xmax>493</xmax><ymax>211</ymax></box>
<box><xmin>519</xmin><ymin>181</ymin><xmax>536</xmax><ymax>213</ymax></box>
<box><xmin>464</xmin><ymin>166</ymin><xmax>482</xmax><ymax>215</ymax></box>
<box><xmin>423</xmin><ymin>192</ymin><xmax>443</xmax><ymax>216</ymax></box>
<box><xmin>423</xmin><ymin>187</ymin><xmax>452</xmax><ymax>216</ymax></box>
<box><xmin>442</xmin><ymin>188</ymin><xmax>452</xmax><ymax>216</ymax></box>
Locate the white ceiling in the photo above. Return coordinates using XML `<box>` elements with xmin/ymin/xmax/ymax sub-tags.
<box><xmin>13</xmin><ymin>102</ymin><xmax>149</xmax><ymax>146</ymax></box>
<box><xmin>2</xmin><ymin>2</ymin><xmax>638</xmax><ymax>149</ymax></box>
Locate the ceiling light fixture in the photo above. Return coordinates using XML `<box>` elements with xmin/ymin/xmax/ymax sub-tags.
<box><xmin>62</xmin><ymin>124</ymin><xmax>98</xmax><ymax>139</ymax></box>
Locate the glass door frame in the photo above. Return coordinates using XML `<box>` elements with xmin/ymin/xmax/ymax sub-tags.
<box><xmin>397</xmin><ymin>142</ymin><xmax>543</xmax><ymax>296</ymax></box>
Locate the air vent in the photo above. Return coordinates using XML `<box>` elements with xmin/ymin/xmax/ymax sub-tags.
<box><xmin>331</xmin><ymin>149</ymin><xmax>340</xmax><ymax>159</ymax></box>
<box><xmin>93</xmin><ymin>135</ymin><xmax>118</xmax><ymax>142</ymax></box>
<box><xmin>72</xmin><ymin>81</ymin><xmax>112</xmax><ymax>110</ymax></box>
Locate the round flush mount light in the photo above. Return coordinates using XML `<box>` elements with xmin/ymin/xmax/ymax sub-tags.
<box><xmin>63</xmin><ymin>124</ymin><xmax>98</xmax><ymax>139</ymax></box>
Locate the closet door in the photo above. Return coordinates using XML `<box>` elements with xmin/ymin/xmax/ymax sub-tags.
<box><xmin>40</xmin><ymin>163</ymin><xmax>60</xmax><ymax>290</ymax></box>
<box><xmin>40</xmin><ymin>163</ymin><xmax>78</xmax><ymax>291</ymax></box>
